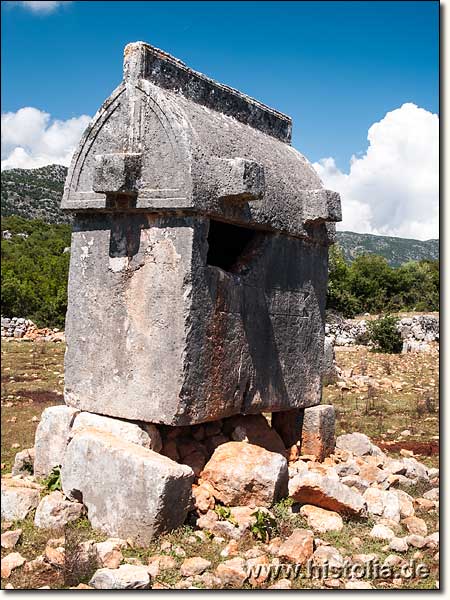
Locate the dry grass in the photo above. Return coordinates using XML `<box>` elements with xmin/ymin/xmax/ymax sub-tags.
<box><xmin>1</xmin><ymin>340</ymin><xmax>65</xmax><ymax>472</ymax></box>
<box><xmin>323</xmin><ymin>344</ymin><xmax>439</xmax><ymax>469</ymax></box>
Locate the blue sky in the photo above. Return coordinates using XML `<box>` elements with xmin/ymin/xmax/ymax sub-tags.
<box><xmin>1</xmin><ymin>1</ymin><xmax>439</xmax><ymax>239</ymax></box>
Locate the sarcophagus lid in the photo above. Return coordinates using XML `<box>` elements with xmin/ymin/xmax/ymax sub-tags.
<box><xmin>62</xmin><ymin>41</ymin><xmax>341</xmax><ymax>236</ymax></box>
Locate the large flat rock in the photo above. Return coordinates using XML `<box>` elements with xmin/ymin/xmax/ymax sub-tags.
<box><xmin>61</xmin><ymin>429</ymin><xmax>194</xmax><ymax>544</ymax></box>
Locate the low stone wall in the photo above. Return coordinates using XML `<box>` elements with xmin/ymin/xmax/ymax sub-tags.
<box><xmin>1</xmin><ymin>317</ymin><xmax>65</xmax><ymax>342</ymax></box>
<box><xmin>326</xmin><ymin>314</ymin><xmax>439</xmax><ymax>350</ymax></box>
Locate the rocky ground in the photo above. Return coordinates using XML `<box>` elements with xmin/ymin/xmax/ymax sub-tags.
<box><xmin>1</xmin><ymin>340</ymin><xmax>439</xmax><ymax>590</ymax></box>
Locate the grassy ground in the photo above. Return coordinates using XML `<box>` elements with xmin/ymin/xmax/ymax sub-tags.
<box><xmin>323</xmin><ymin>344</ymin><xmax>439</xmax><ymax>469</ymax></box>
<box><xmin>1</xmin><ymin>339</ymin><xmax>440</xmax><ymax>589</ymax></box>
<box><xmin>1</xmin><ymin>340</ymin><xmax>65</xmax><ymax>473</ymax></box>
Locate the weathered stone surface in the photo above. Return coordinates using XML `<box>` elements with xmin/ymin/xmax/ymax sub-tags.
<box><xmin>12</xmin><ymin>448</ymin><xmax>35</xmax><ymax>477</ymax></box>
<box><xmin>215</xmin><ymin>557</ymin><xmax>248</xmax><ymax>587</ymax></box>
<box><xmin>34</xmin><ymin>491</ymin><xmax>83</xmax><ymax>529</ymax></box>
<box><xmin>1</xmin><ymin>479</ymin><xmax>41</xmax><ymax>521</ymax></box>
<box><xmin>423</xmin><ymin>488</ymin><xmax>439</xmax><ymax>501</ymax></box>
<box><xmin>180</xmin><ymin>557</ymin><xmax>212</xmax><ymax>577</ymax></box>
<box><xmin>289</xmin><ymin>471</ymin><xmax>366</xmax><ymax>517</ymax></box>
<box><xmin>406</xmin><ymin>534</ymin><xmax>427</xmax><ymax>549</ymax></box>
<box><xmin>312</xmin><ymin>545</ymin><xmax>344</xmax><ymax>568</ymax></box>
<box><xmin>1</xmin><ymin>529</ymin><xmax>22</xmax><ymax>549</ymax></box>
<box><xmin>196</xmin><ymin>509</ymin><xmax>243</xmax><ymax>540</ymax></box>
<box><xmin>389</xmin><ymin>537</ymin><xmax>409</xmax><ymax>552</ymax></box>
<box><xmin>300</xmin><ymin>405</ymin><xmax>335</xmax><ymax>461</ymax></box>
<box><xmin>95</xmin><ymin>540</ymin><xmax>125</xmax><ymax>569</ymax></box>
<box><xmin>192</xmin><ymin>481</ymin><xmax>216</xmax><ymax>513</ymax></box>
<box><xmin>45</xmin><ymin>545</ymin><xmax>65</xmax><ymax>567</ymax></box>
<box><xmin>1</xmin><ymin>552</ymin><xmax>26</xmax><ymax>578</ymax></box>
<box><xmin>34</xmin><ymin>405</ymin><xmax>79</xmax><ymax>477</ymax></box>
<box><xmin>370</xmin><ymin>524</ymin><xmax>395</xmax><ymax>541</ymax></box>
<box><xmin>335</xmin><ymin>433</ymin><xmax>372</xmax><ymax>456</ymax></box>
<box><xmin>62</xmin><ymin>41</ymin><xmax>340</xmax><ymax>426</ymax></box>
<box><xmin>61</xmin><ymin>429</ymin><xmax>194</xmax><ymax>544</ymax></box>
<box><xmin>395</xmin><ymin>489</ymin><xmax>415</xmax><ymax>518</ymax></box>
<box><xmin>402</xmin><ymin>516</ymin><xmax>428</xmax><ymax>537</ymax></box>
<box><xmin>278</xmin><ymin>528</ymin><xmax>314</xmax><ymax>564</ymax></box>
<box><xmin>71</xmin><ymin>412</ymin><xmax>160</xmax><ymax>450</ymax></box>
<box><xmin>299</xmin><ymin>505</ymin><xmax>343</xmax><ymax>533</ymax></box>
<box><xmin>363</xmin><ymin>488</ymin><xmax>401</xmax><ymax>522</ymax></box>
<box><xmin>225</xmin><ymin>414</ymin><xmax>286</xmax><ymax>454</ymax></box>
<box><xmin>402</xmin><ymin>457</ymin><xmax>429</xmax><ymax>482</ymax></box>
<box><xmin>89</xmin><ymin>564</ymin><xmax>151</xmax><ymax>589</ymax></box>
<box><xmin>201</xmin><ymin>442</ymin><xmax>288</xmax><ymax>507</ymax></box>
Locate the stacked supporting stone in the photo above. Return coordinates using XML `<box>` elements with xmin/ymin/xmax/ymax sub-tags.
<box><xmin>32</xmin><ymin>41</ymin><xmax>341</xmax><ymax>543</ymax></box>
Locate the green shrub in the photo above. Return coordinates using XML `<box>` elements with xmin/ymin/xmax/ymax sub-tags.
<box><xmin>327</xmin><ymin>245</ymin><xmax>439</xmax><ymax>317</ymax></box>
<box><xmin>367</xmin><ymin>315</ymin><xmax>403</xmax><ymax>354</ymax></box>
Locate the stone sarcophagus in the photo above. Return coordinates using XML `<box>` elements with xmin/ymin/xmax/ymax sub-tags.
<box><xmin>62</xmin><ymin>41</ymin><xmax>341</xmax><ymax>426</ymax></box>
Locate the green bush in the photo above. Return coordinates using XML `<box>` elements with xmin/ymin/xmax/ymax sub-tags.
<box><xmin>367</xmin><ymin>315</ymin><xmax>403</xmax><ymax>354</ymax></box>
<box><xmin>1</xmin><ymin>216</ymin><xmax>71</xmax><ymax>328</ymax></box>
<box><xmin>327</xmin><ymin>245</ymin><xmax>439</xmax><ymax>317</ymax></box>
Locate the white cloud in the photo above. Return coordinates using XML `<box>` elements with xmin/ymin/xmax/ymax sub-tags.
<box><xmin>313</xmin><ymin>103</ymin><xmax>439</xmax><ymax>240</ymax></box>
<box><xmin>7</xmin><ymin>1</ymin><xmax>71</xmax><ymax>13</ymax></box>
<box><xmin>1</xmin><ymin>107</ymin><xmax>91</xmax><ymax>170</ymax></box>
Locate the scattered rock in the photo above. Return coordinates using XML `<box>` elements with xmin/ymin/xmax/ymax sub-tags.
<box><xmin>312</xmin><ymin>545</ymin><xmax>344</xmax><ymax>568</ymax></box>
<box><xmin>1</xmin><ymin>552</ymin><xmax>26</xmax><ymax>578</ymax></box>
<box><xmin>201</xmin><ymin>442</ymin><xmax>288</xmax><ymax>507</ymax></box>
<box><xmin>414</xmin><ymin>497</ymin><xmax>435</xmax><ymax>512</ymax></box>
<box><xmin>278</xmin><ymin>528</ymin><xmax>314</xmax><ymax>564</ymax></box>
<box><xmin>402</xmin><ymin>457</ymin><xmax>429</xmax><ymax>482</ymax></box>
<box><xmin>34</xmin><ymin>490</ymin><xmax>83</xmax><ymax>529</ymax></box>
<box><xmin>1</xmin><ymin>528</ymin><xmax>22</xmax><ymax>549</ymax></box>
<box><xmin>12</xmin><ymin>448</ymin><xmax>35</xmax><ymax>477</ymax></box>
<box><xmin>44</xmin><ymin>545</ymin><xmax>65</xmax><ymax>567</ymax></box>
<box><xmin>402</xmin><ymin>516</ymin><xmax>428</xmax><ymax>537</ymax></box>
<box><xmin>395</xmin><ymin>490</ymin><xmax>415</xmax><ymax>518</ymax></box>
<box><xmin>147</xmin><ymin>554</ymin><xmax>176</xmax><ymax>577</ymax></box>
<box><xmin>1</xmin><ymin>478</ymin><xmax>41</xmax><ymax>521</ymax></box>
<box><xmin>220</xmin><ymin>539</ymin><xmax>239</xmax><ymax>557</ymax></box>
<box><xmin>95</xmin><ymin>539</ymin><xmax>125</xmax><ymax>569</ymax></box>
<box><xmin>215</xmin><ymin>557</ymin><xmax>248</xmax><ymax>587</ymax></box>
<box><xmin>335</xmin><ymin>433</ymin><xmax>372</xmax><ymax>456</ymax></box>
<box><xmin>425</xmin><ymin>532</ymin><xmax>439</xmax><ymax>550</ymax></box>
<box><xmin>180</xmin><ymin>557</ymin><xmax>212</xmax><ymax>577</ymax></box>
<box><xmin>289</xmin><ymin>471</ymin><xmax>366</xmax><ymax>517</ymax></box>
<box><xmin>423</xmin><ymin>488</ymin><xmax>439</xmax><ymax>501</ymax></box>
<box><xmin>192</xmin><ymin>481</ymin><xmax>216</xmax><ymax>513</ymax></box>
<box><xmin>406</xmin><ymin>534</ymin><xmax>427</xmax><ymax>549</ymax></box>
<box><xmin>388</xmin><ymin>537</ymin><xmax>409</xmax><ymax>552</ymax></box>
<box><xmin>370</xmin><ymin>524</ymin><xmax>395</xmax><ymax>541</ymax></box>
<box><xmin>299</xmin><ymin>505</ymin><xmax>343</xmax><ymax>533</ymax></box>
<box><xmin>89</xmin><ymin>564</ymin><xmax>151</xmax><ymax>589</ymax></box>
